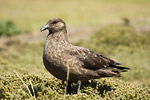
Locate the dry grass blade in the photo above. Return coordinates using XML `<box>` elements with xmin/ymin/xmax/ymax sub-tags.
<box><xmin>66</xmin><ymin>61</ymin><xmax>70</xmax><ymax>83</ymax></box>
<box><xmin>63</xmin><ymin>61</ymin><xmax>70</xmax><ymax>99</ymax></box>
<box><xmin>13</xmin><ymin>70</ymin><xmax>32</xmax><ymax>97</ymax></box>
<box><xmin>29</xmin><ymin>80</ymin><xmax>36</xmax><ymax>99</ymax></box>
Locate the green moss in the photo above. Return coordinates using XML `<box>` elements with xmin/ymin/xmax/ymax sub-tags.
<box><xmin>0</xmin><ymin>24</ymin><xmax>150</xmax><ymax>99</ymax></box>
<box><xmin>0</xmin><ymin>73</ymin><xmax>150</xmax><ymax>99</ymax></box>
<box><xmin>0</xmin><ymin>20</ymin><xmax>20</xmax><ymax>37</ymax></box>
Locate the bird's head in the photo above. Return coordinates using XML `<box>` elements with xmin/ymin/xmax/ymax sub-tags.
<box><xmin>40</xmin><ymin>18</ymin><xmax>66</xmax><ymax>33</ymax></box>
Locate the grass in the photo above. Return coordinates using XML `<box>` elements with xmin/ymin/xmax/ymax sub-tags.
<box><xmin>13</xmin><ymin>70</ymin><xmax>34</xmax><ymax>98</ymax></box>
<box><xmin>0</xmin><ymin>23</ymin><xmax>150</xmax><ymax>99</ymax></box>
<box><xmin>1</xmin><ymin>72</ymin><xmax>150</xmax><ymax>99</ymax></box>
<box><xmin>0</xmin><ymin>0</ymin><xmax>150</xmax><ymax>31</ymax></box>
<box><xmin>0</xmin><ymin>0</ymin><xmax>150</xmax><ymax>99</ymax></box>
<box><xmin>0</xmin><ymin>41</ymin><xmax>45</xmax><ymax>76</ymax></box>
<box><xmin>0</xmin><ymin>20</ymin><xmax>20</xmax><ymax>36</ymax></box>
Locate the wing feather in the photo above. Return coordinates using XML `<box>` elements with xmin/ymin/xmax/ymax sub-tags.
<box><xmin>68</xmin><ymin>46</ymin><xmax>120</xmax><ymax>70</ymax></box>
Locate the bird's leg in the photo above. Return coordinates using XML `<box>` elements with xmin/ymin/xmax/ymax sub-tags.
<box><xmin>66</xmin><ymin>82</ymin><xmax>72</xmax><ymax>94</ymax></box>
<box><xmin>77</xmin><ymin>80</ymin><xmax>81</xmax><ymax>93</ymax></box>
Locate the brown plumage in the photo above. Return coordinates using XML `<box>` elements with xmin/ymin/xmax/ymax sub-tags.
<box><xmin>40</xmin><ymin>18</ymin><xmax>130</xmax><ymax>94</ymax></box>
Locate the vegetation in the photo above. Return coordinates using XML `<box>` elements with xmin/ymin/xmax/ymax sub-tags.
<box><xmin>0</xmin><ymin>0</ymin><xmax>150</xmax><ymax>31</ymax></box>
<box><xmin>0</xmin><ymin>20</ymin><xmax>20</xmax><ymax>36</ymax></box>
<box><xmin>0</xmin><ymin>72</ymin><xmax>150</xmax><ymax>99</ymax></box>
<box><xmin>0</xmin><ymin>24</ymin><xmax>150</xmax><ymax>99</ymax></box>
<box><xmin>0</xmin><ymin>0</ymin><xmax>150</xmax><ymax>99</ymax></box>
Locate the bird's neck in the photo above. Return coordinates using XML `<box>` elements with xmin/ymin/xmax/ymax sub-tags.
<box><xmin>48</xmin><ymin>29</ymin><xmax>69</xmax><ymax>43</ymax></box>
<box><xmin>44</xmin><ymin>29</ymin><xmax>69</xmax><ymax>51</ymax></box>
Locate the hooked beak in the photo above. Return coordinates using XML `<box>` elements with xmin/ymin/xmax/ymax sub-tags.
<box><xmin>40</xmin><ymin>24</ymin><xmax>49</xmax><ymax>32</ymax></box>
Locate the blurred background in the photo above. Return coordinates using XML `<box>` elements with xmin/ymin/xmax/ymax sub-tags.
<box><xmin>0</xmin><ymin>0</ymin><xmax>150</xmax><ymax>97</ymax></box>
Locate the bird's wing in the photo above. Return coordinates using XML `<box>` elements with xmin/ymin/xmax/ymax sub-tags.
<box><xmin>67</xmin><ymin>46</ymin><xmax>121</xmax><ymax>70</ymax></box>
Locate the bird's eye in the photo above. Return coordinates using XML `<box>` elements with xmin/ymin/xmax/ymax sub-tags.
<box><xmin>52</xmin><ymin>21</ymin><xmax>57</xmax><ymax>24</ymax></box>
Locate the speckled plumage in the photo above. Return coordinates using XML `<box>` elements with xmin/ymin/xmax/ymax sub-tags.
<box><xmin>41</xmin><ymin>18</ymin><xmax>129</xmax><ymax>93</ymax></box>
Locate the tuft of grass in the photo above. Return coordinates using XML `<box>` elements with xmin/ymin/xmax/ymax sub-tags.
<box><xmin>63</xmin><ymin>61</ymin><xmax>70</xmax><ymax>99</ymax></box>
<box><xmin>0</xmin><ymin>20</ymin><xmax>20</xmax><ymax>36</ymax></box>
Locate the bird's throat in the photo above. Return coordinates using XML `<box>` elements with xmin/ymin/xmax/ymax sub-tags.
<box><xmin>44</xmin><ymin>30</ymin><xmax>69</xmax><ymax>52</ymax></box>
<box><xmin>49</xmin><ymin>30</ymin><xmax>68</xmax><ymax>43</ymax></box>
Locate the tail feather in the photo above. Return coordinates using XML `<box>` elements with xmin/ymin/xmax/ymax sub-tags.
<box><xmin>97</xmin><ymin>66</ymin><xmax>130</xmax><ymax>78</ymax></box>
<box><xmin>97</xmin><ymin>69</ymin><xmax>121</xmax><ymax>77</ymax></box>
<box><xmin>112</xmin><ymin>66</ymin><xmax>130</xmax><ymax>72</ymax></box>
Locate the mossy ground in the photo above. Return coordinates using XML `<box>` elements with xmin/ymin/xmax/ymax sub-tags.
<box><xmin>0</xmin><ymin>24</ymin><xmax>150</xmax><ymax>99</ymax></box>
<box><xmin>1</xmin><ymin>72</ymin><xmax>150</xmax><ymax>99</ymax></box>
<box><xmin>0</xmin><ymin>0</ymin><xmax>150</xmax><ymax>99</ymax></box>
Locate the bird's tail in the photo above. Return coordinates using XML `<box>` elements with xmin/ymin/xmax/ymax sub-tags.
<box><xmin>112</xmin><ymin>66</ymin><xmax>130</xmax><ymax>72</ymax></box>
<box><xmin>97</xmin><ymin>66</ymin><xmax>130</xmax><ymax>77</ymax></box>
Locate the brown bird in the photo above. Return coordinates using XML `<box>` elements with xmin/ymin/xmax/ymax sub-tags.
<box><xmin>40</xmin><ymin>18</ymin><xmax>130</xmax><ymax>94</ymax></box>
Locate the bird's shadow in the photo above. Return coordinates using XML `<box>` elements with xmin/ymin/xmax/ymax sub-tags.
<box><xmin>70</xmin><ymin>80</ymin><xmax>115</xmax><ymax>96</ymax></box>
